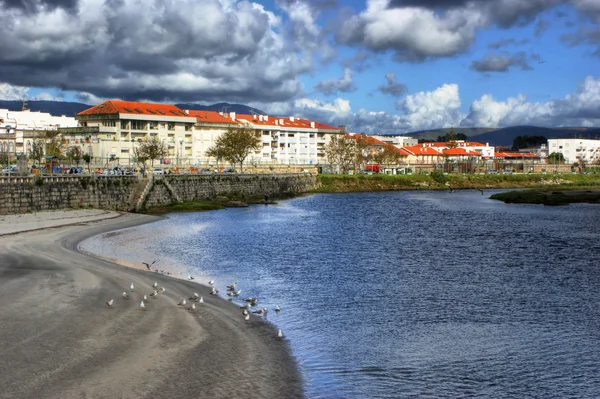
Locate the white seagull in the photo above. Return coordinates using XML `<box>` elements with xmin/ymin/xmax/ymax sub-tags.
<box><xmin>244</xmin><ymin>314</ymin><xmax>250</xmax><ymax>321</ymax></box>
<box><xmin>122</xmin><ymin>292</ymin><xmax>130</xmax><ymax>299</ymax></box>
<box><xmin>139</xmin><ymin>301</ymin><xmax>146</xmax><ymax>311</ymax></box>
<box><xmin>150</xmin><ymin>290</ymin><xmax>159</xmax><ymax>298</ymax></box>
<box><xmin>198</xmin><ymin>297</ymin><xmax>204</xmax><ymax>304</ymax></box>
<box><xmin>188</xmin><ymin>303</ymin><xmax>196</xmax><ymax>312</ymax></box>
<box><xmin>105</xmin><ymin>299</ymin><xmax>114</xmax><ymax>307</ymax></box>
<box><xmin>274</xmin><ymin>305</ymin><xmax>281</xmax><ymax>312</ymax></box>
<box><xmin>189</xmin><ymin>293</ymin><xmax>199</xmax><ymax>300</ymax></box>
<box><xmin>130</xmin><ymin>283</ymin><xmax>135</xmax><ymax>291</ymax></box>
<box><xmin>243</xmin><ymin>310</ymin><xmax>249</xmax><ymax>316</ymax></box>
<box><xmin>159</xmin><ymin>287</ymin><xmax>166</xmax><ymax>293</ymax></box>
<box><xmin>277</xmin><ymin>329</ymin><xmax>283</xmax><ymax>338</ymax></box>
<box><xmin>152</xmin><ymin>281</ymin><xmax>158</xmax><ymax>288</ymax></box>
<box><xmin>143</xmin><ymin>295</ymin><xmax>148</xmax><ymax>301</ymax></box>
<box><xmin>208</xmin><ymin>280</ymin><xmax>215</xmax><ymax>286</ymax></box>
<box><xmin>178</xmin><ymin>299</ymin><xmax>187</xmax><ymax>306</ymax></box>
<box><xmin>188</xmin><ymin>275</ymin><xmax>195</xmax><ymax>280</ymax></box>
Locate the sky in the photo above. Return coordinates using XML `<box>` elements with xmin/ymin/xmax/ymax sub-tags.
<box><xmin>0</xmin><ymin>0</ymin><xmax>599</xmax><ymax>134</ymax></box>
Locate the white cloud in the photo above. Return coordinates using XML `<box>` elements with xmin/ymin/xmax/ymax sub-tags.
<box><xmin>398</xmin><ymin>83</ymin><xmax>464</xmax><ymax>130</ymax></box>
<box><xmin>314</xmin><ymin>68</ymin><xmax>356</xmax><ymax>95</ymax></box>
<box><xmin>0</xmin><ymin>82</ymin><xmax>29</xmax><ymax>100</ymax></box>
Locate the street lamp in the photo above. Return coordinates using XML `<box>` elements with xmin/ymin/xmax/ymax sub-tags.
<box><xmin>179</xmin><ymin>139</ymin><xmax>184</xmax><ymax>167</ymax></box>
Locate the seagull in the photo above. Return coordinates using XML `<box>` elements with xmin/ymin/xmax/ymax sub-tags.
<box><xmin>143</xmin><ymin>295</ymin><xmax>148</xmax><ymax>301</ymax></box>
<box><xmin>122</xmin><ymin>292</ymin><xmax>130</xmax><ymax>299</ymax></box>
<box><xmin>226</xmin><ymin>282</ymin><xmax>236</xmax><ymax>291</ymax></box>
<box><xmin>244</xmin><ymin>314</ymin><xmax>250</xmax><ymax>321</ymax></box>
<box><xmin>240</xmin><ymin>304</ymin><xmax>251</xmax><ymax>309</ymax></box>
<box><xmin>189</xmin><ymin>293</ymin><xmax>199</xmax><ymax>300</ymax></box>
<box><xmin>150</xmin><ymin>290</ymin><xmax>159</xmax><ymax>298</ymax></box>
<box><xmin>243</xmin><ymin>310</ymin><xmax>249</xmax><ymax>316</ymax></box>
<box><xmin>539</xmin><ymin>60</ymin><xmax>546</xmax><ymax>64</ymax></box>
<box><xmin>277</xmin><ymin>329</ymin><xmax>283</xmax><ymax>338</ymax></box>
<box><xmin>140</xmin><ymin>300</ymin><xmax>146</xmax><ymax>311</ymax></box>
<box><xmin>152</xmin><ymin>281</ymin><xmax>158</xmax><ymax>288</ymax></box>
<box><xmin>208</xmin><ymin>280</ymin><xmax>215</xmax><ymax>286</ymax></box>
<box><xmin>478</xmin><ymin>188</ymin><xmax>484</xmax><ymax>195</ymax></box>
<box><xmin>130</xmin><ymin>283</ymin><xmax>135</xmax><ymax>291</ymax></box>
<box><xmin>159</xmin><ymin>287</ymin><xmax>166</xmax><ymax>293</ymax></box>
<box><xmin>198</xmin><ymin>296</ymin><xmax>204</xmax><ymax>304</ymax></box>
<box><xmin>233</xmin><ymin>290</ymin><xmax>242</xmax><ymax>297</ymax></box>
<box><xmin>274</xmin><ymin>305</ymin><xmax>281</xmax><ymax>312</ymax></box>
<box><xmin>252</xmin><ymin>308</ymin><xmax>264</xmax><ymax>315</ymax></box>
<box><xmin>188</xmin><ymin>275</ymin><xmax>195</xmax><ymax>280</ymax></box>
<box><xmin>250</xmin><ymin>298</ymin><xmax>259</xmax><ymax>307</ymax></box>
<box><xmin>142</xmin><ymin>260</ymin><xmax>156</xmax><ymax>271</ymax></box>
<box><xmin>105</xmin><ymin>299</ymin><xmax>114</xmax><ymax>307</ymax></box>
<box><xmin>178</xmin><ymin>299</ymin><xmax>187</xmax><ymax>306</ymax></box>
<box><xmin>188</xmin><ymin>303</ymin><xmax>196</xmax><ymax>312</ymax></box>
<box><xmin>210</xmin><ymin>287</ymin><xmax>219</xmax><ymax>295</ymax></box>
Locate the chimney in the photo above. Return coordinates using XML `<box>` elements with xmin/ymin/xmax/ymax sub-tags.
<box><xmin>184</xmin><ymin>109</ymin><xmax>190</xmax><ymax>115</ymax></box>
<box><xmin>264</xmin><ymin>115</ymin><xmax>269</xmax><ymax>122</ymax></box>
<box><xmin>310</xmin><ymin>121</ymin><xmax>315</xmax><ymax>128</ymax></box>
<box><xmin>275</xmin><ymin>120</ymin><xmax>279</xmax><ymax>125</ymax></box>
<box><xmin>253</xmin><ymin>114</ymin><xmax>257</xmax><ymax>120</ymax></box>
<box><xmin>259</xmin><ymin>115</ymin><xmax>263</xmax><ymax>122</ymax></box>
<box><xmin>279</xmin><ymin>118</ymin><xmax>284</xmax><ymax>125</ymax></box>
<box><xmin>290</xmin><ymin>116</ymin><xmax>295</xmax><ymax>122</ymax></box>
<box><xmin>230</xmin><ymin>112</ymin><xmax>236</xmax><ymax>120</ymax></box>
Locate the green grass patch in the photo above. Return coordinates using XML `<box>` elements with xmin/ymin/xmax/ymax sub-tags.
<box><xmin>145</xmin><ymin>200</ymin><xmax>225</xmax><ymax>214</ymax></box>
<box><xmin>490</xmin><ymin>188</ymin><xmax>600</xmax><ymax>205</ymax></box>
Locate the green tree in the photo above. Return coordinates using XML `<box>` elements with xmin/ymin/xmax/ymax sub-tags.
<box><xmin>206</xmin><ymin>125</ymin><xmax>261</xmax><ymax>171</ymax></box>
<box><xmin>82</xmin><ymin>153</ymin><xmax>93</xmax><ymax>174</ymax></box>
<box><xmin>135</xmin><ymin>136</ymin><xmax>168</xmax><ymax>167</ymax></box>
<box><xmin>548</xmin><ymin>152</ymin><xmax>565</xmax><ymax>164</ymax></box>
<box><xmin>30</xmin><ymin>140</ymin><xmax>45</xmax><ymax>166</ymax></box>
<box><xmin>45</xmin><ymin>131</ymin><xmax>63</xmax><ymax>159</ymax></box>
<box><xmin>374</xmin><ymin>144</ymin><xmax>402</xmax><ymax>166</ymax></box>
<box><xmin>324</xmin><ymin>135</ymin><xmax>356</xmax><ymax>174</ymax></box>
<box><xmin>66</xmin><ymin>146</ymin><xmax>83</xmax><ymax>166</ymax></box>
<box><xmin>512</xmin><ymin>135</ymin><xmax>547</xmax><ymax>151</ymax></box>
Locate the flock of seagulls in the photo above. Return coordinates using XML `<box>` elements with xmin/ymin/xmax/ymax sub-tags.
<box><xmin>104</xmin><ymin>271</ymin><xmax>284</xmax><ymax>339</ymax></box>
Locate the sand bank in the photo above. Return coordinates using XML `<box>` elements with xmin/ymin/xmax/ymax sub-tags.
<box><xmin>0</xmin><ymin>210</ymin><xmax>303</xmax><ymax>399</ymax></box>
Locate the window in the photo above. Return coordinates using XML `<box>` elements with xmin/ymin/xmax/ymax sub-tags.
<box><xmin>121</xmin><ymin>148</ymin><xmax>130</xmax><ymax>153</ymax></box>
<box><xmin>185</xmin><ymin>124</ymin><xmax>192</xmax><ymax>132</ymax></box>
<box><xmin>131</xmin><ymin>120</ymin><xmax>147</xmax><ymax>130</ymax></box>
<box><xmin>168</xmin><ymin>123</ymin><xmax>175</xmax><ymax>131</ymax></box>
<box><xmin>103</xmin><ymin>120</ymin><xmax>116</xmax><ymax>127</ymax></box>
<box><xmin>121</xmin><ymin>120</ymin><xmax>129</xmax><ymax>129</ymax></box>
<box><xmin>149</xmin><ymin>122</ymin><xmax>158</xmax><ymax>130</ymax></box>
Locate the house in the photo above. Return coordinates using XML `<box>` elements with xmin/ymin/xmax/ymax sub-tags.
<box><xmin>547</xmin><ymin>138</ymin><xmax>600</xmax><ymax>164</ymax></box>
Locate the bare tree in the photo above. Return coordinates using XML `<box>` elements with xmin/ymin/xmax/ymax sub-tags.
<box><xmin>374</xmin><ymin>144</ymin><xmax>402</xmax><ymax>166</ymax></box>
<box><xmin>66</xmin><ymin>146</ymin><xmax>83</xmax><ymax>166</ymax></box>
<box><xmin>30</xmin><ymin>140</ymin><xmax>44</xmax><ymax>167</ymax></box>
<box><xmin>325</xmin><ymin>135</ymin><xmax>356</xmax><ymax>174</ymax></box>
<box><xmin>135</xmin><ymin>136</ymin><xmax>168</xmax><ymax>167</ymax></box>
<box><xmin>206</xmin><ymin>125</ymin><xmax>261</xmax><ymax>172</ymax></box>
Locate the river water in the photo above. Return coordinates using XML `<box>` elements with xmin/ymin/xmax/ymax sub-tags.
<box><xmin>81</xmin><ymin>190</ymin><xmax>600</xmax><ymax>398</ymax></box>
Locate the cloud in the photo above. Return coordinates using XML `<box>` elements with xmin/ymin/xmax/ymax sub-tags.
<box><xmin>0</xmin><ymin>82</ymin><xmax>29</xmax><ymax>100</ymax></box>
<box><xmin>471</xmin><ymin>52</ymin><xmax>533</xmax><ymax>72</ymax></box>
<box><xmin>397</xmin><ymin>83</ymin><xmax>464</xmax><ymax>130</ymax></box>
<box><xmin>315</xmin><ymin>68</ymin><xmax>356</xmax><ymax>95</ymax></box>
<box><xmin>0</xmin><ymin>0</ymin><xmax>328</xmax><ymax>103</ymax></box>
<box><xmin>535</xmin><ymin>18</ymin><xmax>551</xmax><ymax>36</ymax></box>
<box><xmin>378</xmin><ymin>72</ymin><xmax>407</xmax><ymax>97</ymax></box>
<box><xmin>487</xmin><ymin>38</ymin><xmax>529</xmax><ymax>49</ymax></box>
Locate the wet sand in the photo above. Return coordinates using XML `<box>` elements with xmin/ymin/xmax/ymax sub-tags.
<box><xmin>0</xmin><ymin>211</ymin><xmax>303</xmax><ymax>399</ymax></box>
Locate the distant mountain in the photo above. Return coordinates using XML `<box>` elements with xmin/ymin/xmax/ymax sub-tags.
<box><xmin>175</xmin><ymin>102</ymin><xmax>266</xmax><ymax>116</ymax></box>
<box><xmin>470</xmin><ymin>126</ymin><xmax>600</xmax><ymax>146</ymax></box>
<box><xmin>403</xmin><ymin>127</ymin><xmax>496</xmax><ymax>141</ymax></box>
<box><xmin>0</xmin><ymin>100</ymin><xmax>90</xmax><ymax>117</ymax></box>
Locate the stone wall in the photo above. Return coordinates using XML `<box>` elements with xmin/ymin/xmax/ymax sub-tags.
<box><xmin>143</xmin><ymin>173</ymin><xmax>318</xmax><ymax>209</ymax></box>
<box><xmin>0</xmin><ymin>173</ymin><xmax>318</xmax><ymax>215</ymax></box>
<box><xmin>0</xmin><ymin>176</ymin><xmax>138</xmax><ymax>215</ymax></box>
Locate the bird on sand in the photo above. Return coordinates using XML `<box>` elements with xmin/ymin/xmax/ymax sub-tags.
<box><xmin>105</xmin><ymin>299</ymin><xmax>114</xmax><ymax>307</ymax></box>
<box><xmin>140</xmin><ymin>301</ymin><xmax>146</xmax><ymax>311</ymax></box>
<box><xmin>178</xmin><ymin>299</ymin><xmax>187</xmax><ymax>306</ymax></box>
<box><xmin>142</xmin><ymin>260</ymin><xmax>156</xmax><ymax>271</ymax></box>
<box><xmin>244</xmin><ymin>314</ymin><xmax>250</xmax><ymax>321</ymax></box>
<box><xmin>159</xmin><ymin>287</ymin><xmax>166</xmax><ymax>293</ymax></box>
<box><xmin>240</xmin><ymin>303</ymin><xmax>251</xmax><ymax>309</ymax></box>
<box><xmin>198</xmin><ymin>297</ymin><xmax>204</xmax><ymax>304</ymax></box>
<box><xmin>210</xmin><ymin>287</ymin><xmax>218</xmax><ymax>295</ymax></box>
<box><xmin>130</xmin><ymin>283</ymin><xmax>135</xmax><ymax>291</ymax></box>
<box><xmin>274</xmin><ymin>305</ymin><xmax>281</xmax><ymax>312</ymax></box>
<box><xmin>188</xmin><ymin>303</ymin><xmax>196</xmax><ymax>312</ymax></box>
<box><xmin>277</xmin><ymin>329</ymin><xmax>283</xmax><ymax>338</ymax></box>
<box><xmin>188</xmin><ymin>275</ymin><xmax>195</xmax><ymax>280</ymax></box>
<box><xmin>208</xmin><ymin>280</ymin><xmax>215</xmax><ymax>286</ymax></box>
<box><xmin>152</xmin><ymin>281</ymin><xmax>158</xmax><ymax>288</ymax></box>
<box><xmin>122</xmin><ymin>292</ymin><xmax>130</xmax><ymax>299</ymax></box>
<box><xmin>233</xmin><ymin>290</ymin><xmax>242</xmax><ymax>297</ymax></box>
<box><xmin>150</xmin><ymin>290</ymin><xmax>159</xmax><ymax>298</ymax></box>
<box><xmin>243</xmin><ymin>309</ymin><xmax>249</xmax><ymax>316</ymax></box>
<box><xmin>189</xmin><ymin>293</ymin><xmax>199</xmax><ymax>300</ymax></box>
<box><xmin>226</xmin><ymin>282</ymin><xmax>237</xmax><ymax>291</ymax></box>
<box><xmin>143</xmin><ymin>295</ymin><xmax>148</xmax><ymax>301</ymax></box>
<box><xmin>252</xmin><ymin>308</ymin><xmax>265</xmax><ymax>315</ymax></box>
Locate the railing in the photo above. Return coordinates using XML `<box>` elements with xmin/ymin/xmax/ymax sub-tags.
<box><xmin>0</xmin><ymin>174</ymin><xmax>138</xmax><ymax>185</ymax></box>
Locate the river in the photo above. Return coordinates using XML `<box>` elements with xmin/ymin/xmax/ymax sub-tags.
<box><xmin>81</xmin><ymin>190</ymin><xmax>600</xmax><ymax>398</ymax></box>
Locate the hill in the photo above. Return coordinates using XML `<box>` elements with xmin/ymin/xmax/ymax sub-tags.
<box><xmin>0</xmin><ymin>100</ymin><xmax>265</xmax><ymax>118</ymax></box>
<box><xmin>402</xmin><ymin>127</ymin><xmax>496</xmax><ymax>141</ymax></box>
<box><xmin>470</xmin><ymin>126</ymin><xmax>600</xmax><ymax>146</ymax></box>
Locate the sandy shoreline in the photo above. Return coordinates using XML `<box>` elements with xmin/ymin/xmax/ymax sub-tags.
<box><xmin>0</xmin><ymin>211</ymin><xmax>303</xmax><ymax>399</ymax></box>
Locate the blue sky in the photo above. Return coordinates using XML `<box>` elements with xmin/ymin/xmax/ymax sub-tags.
<box><xmin>0</xmin><ymin>0</ymin><xmax>599</xmax><ymax>133</ymax></box>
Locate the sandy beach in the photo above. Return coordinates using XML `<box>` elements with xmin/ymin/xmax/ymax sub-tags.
<box><xmin>0</xmin><ymin>211</ymin><xmax>303</xmax><ymax>399</ymax></box>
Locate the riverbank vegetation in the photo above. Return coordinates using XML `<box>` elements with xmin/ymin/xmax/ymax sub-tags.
<box><xmin>314</xmin><ymin>173</ymin><xmax>600</xmax><ymax>193</ymax></box>
<box><xmin>490</xmin><ymin>189</ymin><xmax>600</xmax><ymax>205</ymax></box>
<box><xmin>145</xmin><ymin>200</ymin><xmax>224</xmax><ymax>214</ymax></box>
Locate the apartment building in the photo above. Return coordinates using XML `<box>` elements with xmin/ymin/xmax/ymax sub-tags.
<box><xmin>547</xmin><ymin>138</ymin><xmax>600</xmax><ymax>164</ymax></box>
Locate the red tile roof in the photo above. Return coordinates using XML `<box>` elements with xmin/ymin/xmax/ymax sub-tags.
<box><xmin>188</xmin><ymin>110</ymin><xmax>241</xmax><ymax>124</ymax></box>
<box><xmin>442</xmin><ymin>148</ymin><xmax>481</xmax><ymax>156</ymax></box>
<box><xmin>345</xmin><ymin>134</ymin><xmax>387</xmax><ymax>146</ymax></box>
<box><xmin>404</xmin><ymin>145</ymin><xmax>442</xmax><ymax>156</ymax></box>
<box><xmin>78</xmin><ymin>100</ymin><xmax>189</xmax><ymax>117</ymax></box>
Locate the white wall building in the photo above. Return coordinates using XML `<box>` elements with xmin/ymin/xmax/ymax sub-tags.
<box><xmin>548</xmin><ymin>138</ymin><xmax>600</xmax><ymax>164</ymax></box>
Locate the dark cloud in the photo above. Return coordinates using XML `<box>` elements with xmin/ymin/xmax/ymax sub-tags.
<box><xmin>0</xmin><ymin>0</ymin><xmax>319</xmax><ymax>103</ymax></box>
<box><xmin>1</xmin><ymin>0</ymin><xmax>78</xmax><ymax>12</ymax></box>
<box><xmin>314</xmin><ymin>68</ymin><xmax>356</xmax><ymax>95</ymax></box>
<box><xmin>471</xmin><ymin>52</ymin><xmax>533</xmax><ymax>72</ymax></box>
<box><xmin>378</xmin><ymin>73</ymin><xmax>407</xmax><ymax>97</ymax></box>
<box><xmin>561</xmin><ymin>26</ymin><xmax>600</xmax><ymax>56</ymax></box>
<box><xmin>487</xmin><ymin>37</ymin><xmax>529</xmax><ymax>49</ymax></box>
<box><xmin>535</xmin><ymin>18</ymin><xmax>551</xmax><ymax>36</ymax></box>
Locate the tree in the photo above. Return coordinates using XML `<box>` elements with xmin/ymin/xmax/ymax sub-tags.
<box><xmin>353</xmin><ymin>133</ymin><xmax>372</xmax><ymax>172</ymax></box>
<box><xmin>206</xmin><ymin>125</ymin><xmax>261</xmax><ymax>171</ymax></box>
<box><xmin>374</xmin><ymin>144</ymin><xmax>402</xmax><ymax>166</ymax></box>
<box><xmin>45</xmin><ymin>131</ymin><xmax>63</xmax><ymax>159</ymax></box>
<box><xmin>548</xmin><ymin>152</ymin><xmax>565</xmax><ymax>164</ymax></box>
<box><xmin>30</xmin><ymin>140</ymin><xmax>45</xmax><ymax>166</ymax></box>
<box><xmin>512</xmin><ymin>135</ymin><xmax>547</xmax><ymax>151</ymax></box>
<box><xmin>135</xmin><ymin>136</ymin><xmax>168</xmax><ymax>167</ymax></box>
<box><xmin>82</xmin><ymin>153</ymin><xmax>93</xmax><ymax>174</ymax></box>
<box><xmin>436</xmin><ymin>128</ymin><xmax>467</xmax><ymax>145</ymax></box>
<box><xmin>66</xmin><ymin>146</ymin><xmax>83</xmax><ymax>166</ymax></box>
<box><xmin>324</xmin><ymin>135</ymin><xmax>355</xmax><ymax>174</ymax></box>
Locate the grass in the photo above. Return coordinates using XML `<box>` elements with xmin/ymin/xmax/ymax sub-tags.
<box><xmin>490</xmin><ymin>188</ymin><xmax>600</xmax><ymax>205</ymax></box>
<box><xmin>145</xmin><ymin>200</ymin><xmax>225</xmax><ymax>214</ymax></box>
<box><xmin>314</xmin><ymin>173</ymin><xmax>600</xmax><ymax>193</ymax></box>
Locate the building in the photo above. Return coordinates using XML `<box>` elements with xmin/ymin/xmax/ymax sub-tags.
<box><xmin>370</xmin><ymin>135</ymin><xmax>418</xmax><ymax>148</ymax></box>
<box><xmin>547</xmin><ymin>138</ymin><xmax>600</xmax><ymax>164</ymax></box>
<box><xmin>0</xmin><ymin>108</ymin><xmax>77</xmax><ymax>157</ymax></box>
<box><xmin>71</xmin><ymin>100</ymin><xmax>345</xmax><ymax>167</ymax></box>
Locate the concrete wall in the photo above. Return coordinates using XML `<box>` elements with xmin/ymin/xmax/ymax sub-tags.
<box><xmin>0</xmin><ymin>173</ymin><xmax>318</xmax><ymax>215</ymax></box>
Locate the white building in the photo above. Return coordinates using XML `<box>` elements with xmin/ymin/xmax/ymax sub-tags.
<box><xmin>547</xmin><ymin>138</ymin><xmax>600</xmax><ymax>164</ymax></box>
<box><xmin>0</xmin><ymin>108</ymin><xmax>77</xmax><ymax>155</ymax></box>
<box><xmin>370</xmin><ymin>135</ymin><xmax>418</xmax><ymax>148</ymax></box>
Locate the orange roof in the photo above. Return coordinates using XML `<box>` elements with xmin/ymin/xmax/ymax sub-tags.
<box><xmin>78</xmin><ymin>100</ymin><xmax>189</xmax><ymax>117</ymax></box>
<box><xmin>236</xmin><ymin>114</ymin><xmax>340</xmax><ymax>130</ymax></box>
<box><xmin>418</xmin><ymin>141</ymin><xmax>487</xmax><ymax>148</ymax></box>
<box><xmin>495</xmin><ymin>152</ymin><xmax>541</xmax><ymax>158</ymax></box>
<box><xmin>345</xmin><ymin>134</ymin><xmax>387</xmax><ymax>146</ymax></box>
<box><xmin>404</xmin><ymin>145</ymin><xmax>442</xmax><ymax>156</ymax></box>
<box><xmin>442</xmin><ymin>148</ymin><xmax>480</xmax><ymax>156</ymax></box>
<box><xmin>188</xmin><ymin>110</ymin><xmax>241</xmax><ymax>124</ymax></box>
